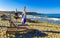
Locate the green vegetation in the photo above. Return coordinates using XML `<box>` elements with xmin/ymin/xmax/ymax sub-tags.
<box><xmin>0</xmin><ymin>11</ymin><xmax>42</xmax><ymax>15</ymax></box>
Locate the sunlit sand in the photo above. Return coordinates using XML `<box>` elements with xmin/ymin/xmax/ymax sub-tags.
<box><xmin>0</xmin><ymin>17</ymin><xmax>60</xmax><ymax>38</ymax></box>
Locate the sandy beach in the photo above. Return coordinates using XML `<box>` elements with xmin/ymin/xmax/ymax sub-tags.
<box><xmin>0</xmin><ymin>17</ymin><xmax>60</xmax><ymax>38</ymax></box>
<box><xmin>28</xmin><ymin>22</ymin><xmax>60</xmax><ymax>38</ymax></box>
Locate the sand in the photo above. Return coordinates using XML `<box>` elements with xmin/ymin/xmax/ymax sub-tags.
<box><xmin>0</xmin><ymin>17</ymin><xmax>60</xmax><ymax>38</ymax></box>
<box><xmin>28</xmin><ymin>22</ymin><xmax>60</xmax><ymax>38</ymax></box>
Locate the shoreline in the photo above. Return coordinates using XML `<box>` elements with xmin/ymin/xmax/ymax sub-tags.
<box><xmin>25</xmin><ymin>15</ymin><xmax>60</xmax><ymax>25</ymax></box>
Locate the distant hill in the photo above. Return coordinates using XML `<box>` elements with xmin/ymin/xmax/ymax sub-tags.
<box><xmin>0</xmin><ymin>11</ymin><xmax>42</xmax><ymax>15</ymax></box>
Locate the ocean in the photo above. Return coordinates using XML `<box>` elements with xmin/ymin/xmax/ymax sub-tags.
<box><xmin>26</xmin><ymin>14</ymin><xmax>60</xmax><ymax>24</ymax></box>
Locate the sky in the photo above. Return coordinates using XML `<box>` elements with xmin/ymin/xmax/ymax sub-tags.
<box><xmin>0</xmin><ymin>0</ymin><xmax>60</xmax><ymax>14</ymax></box>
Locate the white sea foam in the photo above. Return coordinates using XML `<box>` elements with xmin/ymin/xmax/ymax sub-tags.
<box><xmin>19</xmin><ymin>15</ymin><xmax>60</xmax><ymax>21</ymax></box>
<box><xmin>19</xmin><ymin>15</ymin><xmax>60</xmax><ymax>24</ymax></box>
<box><xmin>19</xmin><ymin>15</ymin><xmax>41</xmax><ymax>19</ymax></box>
<box><xmin>47</xmin><ymin>18</ymin><xmax>60</xmax><ymax>21</ymax></box>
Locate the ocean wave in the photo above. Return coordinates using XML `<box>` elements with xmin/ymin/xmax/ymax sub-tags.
<box><xmin>46</xmin><ymin>18</ymin><xmax>60</xmax><ymax>21</ymax></box>
<box><xmin>19</xmin><ymin>15</ymin><xmax>60</xmax><ymax>21</ymax></box>
<box><xmin>19</xmin><ymin>15</ymin><xmax>60</xmax><ymax>24</ymax></box>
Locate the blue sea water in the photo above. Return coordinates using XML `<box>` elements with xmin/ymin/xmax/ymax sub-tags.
<box><xmin>26</xmin><ymin>14</ymin><xmax>60</xmax><ymax>25</ymax></box>
<box><xmin>32</xmin><ymin>14</ymin><xmax>60</xmax><ymax>18</ymax></box>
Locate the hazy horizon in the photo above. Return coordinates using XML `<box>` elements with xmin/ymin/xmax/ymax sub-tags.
<box><xmin>0</xmin><ymin>0</ymin><xmax>60</xmax><ymax>14</ymax></box>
